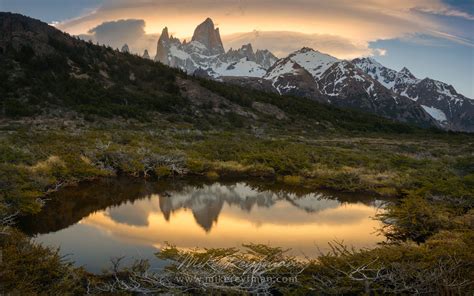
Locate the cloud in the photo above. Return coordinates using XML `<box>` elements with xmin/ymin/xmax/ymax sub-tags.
<box><xmin>223</xmin><ymin>31</ymin><xmax>376</xmax><ymax>59</ymax></box>
<box><xmin>55</xmin><ymin>0</ymin><xmax>473</xmax><ymax>57</ymax></box>
<box><xmin>413</xmin><ymin>5</ymin><xmax>474</xmax><ymax>20</ymax></box>
<box><xmin>372</xmin><ymin>48</ymin><xmax>387</xmax><ymax>56</ymax></box>
<box><xmin>79</xmin><ymin>19</ymin><xmax>158</xmax><ymax>54</ymax></box>
<box><xmin>428</xmin><ymin>30</ymin><xmax>474</xmax><ymax>47</ymax></box>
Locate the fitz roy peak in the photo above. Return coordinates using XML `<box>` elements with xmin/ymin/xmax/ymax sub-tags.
<box><xmin>154</xmin><ymin>18</ymin><xmax>277</xmax><ymax>78</ymax></box>
<box><xmin>191</xmin><ymin>17</ymin><xmax>225</xmax><ymax>55</ymax></box>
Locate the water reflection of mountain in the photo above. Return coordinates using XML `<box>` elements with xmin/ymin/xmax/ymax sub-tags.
<box><xmin>156</xmin><ymin>184</ymin><xmax>341</xmax><ymax>232</ymax></box>
<box><xmin>18</xmin><ymin>177</ymin><xmax>387</xmax><ymax>235</ymax></box>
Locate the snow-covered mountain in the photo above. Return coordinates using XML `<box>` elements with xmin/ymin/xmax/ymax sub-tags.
<box><xmin>262</xmin><ymin>48</ymin><xmax>435</xmax><ymax>126</ymax></box>
<box><xmin>152</xmin><ymin>18</ymin><xmax>472</xmax><ymax>131</ymax></box>
<box><xmin>353</xmin><ymin>58</ymin><xmax>474</xmax><ymax>131</ymax></box>
<box><xmin>154</xmin><ymin>18</ymin><xmax>277</xmax><ymax>78</ymax></box>
<box><xmin>262</xmin><ymin>49</ymin><xmax>325</xmax><ymax>100</ymax></box>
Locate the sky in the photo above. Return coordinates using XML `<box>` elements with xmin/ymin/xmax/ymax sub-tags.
<box><xmin>1</xmin><ymin>0</ymin><xmax>473</xmax><ymax>98</ymax></box>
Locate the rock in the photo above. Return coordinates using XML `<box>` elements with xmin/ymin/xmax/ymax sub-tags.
<box><xmin>191</xmin><ymin>17</ymin><xmax>224</xmax><ymax>55</ymax></box>
<box><xmin>252</xmin><ymin>101</ymin><xmax>287</xmax><ymax>120</ymax></box>
<box><xmin>256</xmin><ymin>49</ymin><xmax>278</xmax><ymax>69</ymax></box>
<box><xmin>155</xmin><ymin>27</ymin><xmax>170</xmax><ymax>63</ymax></box>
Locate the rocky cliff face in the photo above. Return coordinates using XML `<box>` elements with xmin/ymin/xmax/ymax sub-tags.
<box><xmin>256</xmin><ymin>49</ymin><xmax>278</xmax><ymax>69</ymax></box>
<box><xmin>223</xmin><ymin>44</ymin><xmax>257</xmax><ymax>63</ymax></box>
<box><xmin>191</xmin><ymin>17</ymin><xmax>225</xmax><ymax>55</ymax></box>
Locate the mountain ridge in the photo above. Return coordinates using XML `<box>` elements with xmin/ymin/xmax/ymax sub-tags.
<box><xmin>352</xmin><ymin>57</ymin><xmax>474</xmax><ymax>131</ymax></box>
<box><xmin>150</xmin><ymin>18</ymin><xmax>471</xmax><ymax>131</ymax></box>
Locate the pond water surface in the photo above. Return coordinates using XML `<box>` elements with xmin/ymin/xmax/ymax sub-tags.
<box><xmin>19</xmin><ymin>177</ymin><xmax>386</xmax><ymax>273</ymax></box>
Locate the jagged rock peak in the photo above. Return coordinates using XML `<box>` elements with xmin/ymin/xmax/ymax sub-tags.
<box><xmin>155</xmin><ymin>27</ymin><xmax>174</xmax><ymax>63</ymax></box>
<box><xmin>159</xmin><ymin>27</ymin><xmax>170</xmax><ymax>43</ymax></box>
<box><xmin>142</xmin><ymin>49</ymin><xmax>150</xmax><ymax>59</ymax></box>
<box><xmin>400</xmin><ymin>67</ymin><xmax>416</xmax><ymax>78</ymax></box>
<box><xmin>224</xmin><ymin>43</ymin><xmax>257</xmax><ymax>63</ymax></box>
<box><xmin>121</xmin><ymin>44</ymin><xmax>129</xmax><ymax>53</ymax></box>
<box><xmin>298</xmin><ymin>47</ymin><xmax>316</xmax><ymax>53</ymax></box>
<box><xmin>255</xmin><ymin>49</ymin><xmax>278</xmax><ymax>69</ymax></box>
<box><xmin>241</xmin><ymin>43</ymin><xmax>253</xmax><ymax>52</ymax></box>
<box><xmin>354</xmin><ymin>56</ymin><xmax>381</xmax><ymax>65</ymax></box>
<box><xmin>191</xmin><ymin>17</ymin><xmax>225</xmax><ymax>54</ymax></box>
<box><xmin>293</xmin><ymin>47</ymin><xmax>337</xmax><ymax>59</ymax></box>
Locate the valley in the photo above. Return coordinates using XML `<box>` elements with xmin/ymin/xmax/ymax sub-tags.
<box><xmin>0</xmin><ymin>12</ymin><xmax>473</xmax><ymax>295</ymax></box>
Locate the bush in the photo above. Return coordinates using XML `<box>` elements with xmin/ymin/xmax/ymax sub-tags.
<box><xmin>377</xmin><ymin>195</ymin><xmax>454</xmax><ymax>243</ymax></box>
<box><xmin>155</xmin><ymin>165</ymin><xmax>172</xmax><ymax>178</ymax></box>
<box><xmin>282</xmin><ymin>175</ymin><xmax>302</xmax><ymax>185</ymax></box>
<box><xmin>1</xmin><ymin>230</ymin><xmax>86</xmax><ymax>295</ymax></box>
<box><xmin>328</xmin><ymin>170</ymin><xmax>365</xmax><ymax>192</ymax></box>
<box><xmin>206</xmin><ymin>171</ymin><xmax>219</xmax><ymax>180</ymax></box>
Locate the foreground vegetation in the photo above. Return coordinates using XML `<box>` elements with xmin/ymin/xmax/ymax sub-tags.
<box><xmin>1</xmin><ymin>117</ymin><xmax>473</xmax><ymax>294</ymax></box>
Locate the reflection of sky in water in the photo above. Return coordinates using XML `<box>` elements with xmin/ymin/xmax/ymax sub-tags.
<box><xmin>32</xmin><ymin>182</ymin><xmax>384</xmax><ymax>273</ymax></box>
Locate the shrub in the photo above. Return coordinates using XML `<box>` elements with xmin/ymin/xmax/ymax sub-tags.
<box><xmin>282</xmin><ymin>175</ymin><xmax>302</xmax><ymax>185</ymax></box>
<box><xmin>1</xmin><ymin>230</ymin><xmax>86</xmax><ymax>295</ymax></box>
<box><xmin>155</xmin><ymin>166</ymin><xmax>172</xmax><ymax>178</ymax></box>
<box><xmin>186</xmin><ymin>159</ymin><xmax>208</xmax><ymax>173</ymax></box>
<box><xmin>377</xmin><ymin>195</ymin><xmax>454</xmax><ymax>243</ymax></box>
<box><xmin>206</xmin><ymin>171</ymin><xmax>219</xmax><ymax>180</ymax></box>
<box><xmin>328</xmin><ymin>170</ymin><xmax>365</xmax><ymax>192</ymax></box>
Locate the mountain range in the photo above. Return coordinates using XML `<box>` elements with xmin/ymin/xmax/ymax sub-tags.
<box><xmin>1</xmin><ymin>12</ymin><xmax>472</xmax><ymax>132</ymax></box>
<box><xmin>152</xmin><ymin>18</ymin><xmax>473</xmax><ymax>132</ymax></box>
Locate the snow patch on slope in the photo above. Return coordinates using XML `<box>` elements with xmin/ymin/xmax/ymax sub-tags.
<box><xmin>290</xmin><ymin>49</ymin><xmax>339</xmax><ymax>80</ymax></box>
<box><xmin>421</xmin><ymin>105</ymin><xmax>448</xmax><ymax>123</ymax></box>
<box><xmin>264</xmin><ymin>59</ymin><xmax>299</xmax><ymax>81</ymax></box>
<box><xmin>214</xmin><ymin>58</ymin><xmax>267</xmax><ymax>77</ymax></box>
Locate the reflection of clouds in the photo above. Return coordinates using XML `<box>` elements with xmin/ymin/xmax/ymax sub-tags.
<box><xmin>104</xmin><ymin>182</ymin><xmax>379</xmax><ymax>232</ymax></box>
<box><xmin>222</xmin><ymin>200</ymin><xmax>372</xmax><ymax>226</ymax></box>
<box><xmin>106</xmin><ymin>197</ymin><xmax>160</xmax><ymax>227</ymax></box>
<box><xmin>286</xmin><ymin>193</ymin><xmax>340</xmax><ymax>213</ymax></box>
<box><xmin>82</xmin><ymin>201</ymin><xmax>383</xmax><ymax>258</ymax></box>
